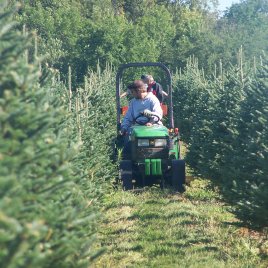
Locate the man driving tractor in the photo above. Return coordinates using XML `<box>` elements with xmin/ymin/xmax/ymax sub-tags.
<box><xmin>120</xmin><ymin>80</ymin><xmax>163</xmax><ymax>159</ymax></box>
<box><xmin>120</xmin><ymin>80</ymin><xmax>163</xmax><ymax>135</ymax></box>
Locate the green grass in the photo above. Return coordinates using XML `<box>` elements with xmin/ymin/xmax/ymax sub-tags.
<box><xmin>92</xmin><ymin>179</ymin><xmax>268</xmax><ymax>268</ymax></box>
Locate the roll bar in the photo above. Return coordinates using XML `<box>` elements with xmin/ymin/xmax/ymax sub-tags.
<box><xmin>116</xmin><ymin>62</ymin><xmax>174</xmax><ymax>132</ymax></box>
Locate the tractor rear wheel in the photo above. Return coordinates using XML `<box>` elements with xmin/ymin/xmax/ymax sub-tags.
<box><xmin>171</xmin><ymin>160</ymin><xmax>186</xmax><ymax>192</ymax></box>
<box><xmin>120</xmin><ymin>160</ymin><xmax>133</xmax><ymax>190</ymax></box>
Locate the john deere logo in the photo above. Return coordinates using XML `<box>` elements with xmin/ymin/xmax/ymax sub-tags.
<box><xmin>149</xmin><ymin>140</ymin><xmax>154</xmax><ymax>146</ymax></box>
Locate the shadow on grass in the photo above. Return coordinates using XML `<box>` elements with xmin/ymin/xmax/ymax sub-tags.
<box><xmin>204</xmin><ymin>178</ymin><xmax>267</xmax><ymax>232</ymax></box>
<box><xmin>127</xmin><ymin>212</ymin><xmax>163</xmax><ymax>221</ymax></box>
<box><xmin>127</xmin><ymin>209</ymin><xmax>202</xmax><ymax>221</ymax></box>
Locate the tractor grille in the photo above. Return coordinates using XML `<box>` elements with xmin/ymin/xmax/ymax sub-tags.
<box><xmin>134</xmin><ymin>147</ymin><xmax>169</xmax><ymax>160</ymax></box>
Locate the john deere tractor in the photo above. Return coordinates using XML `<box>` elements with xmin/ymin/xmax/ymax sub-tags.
<box><xmin>115</xmin><ymin>62</ymin><xmax>185</xmax><ymax>192</ymax></box>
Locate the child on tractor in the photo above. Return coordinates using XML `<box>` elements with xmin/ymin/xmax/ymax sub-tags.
<box><xmin>141</xmin><ymin>74</ymin><xmax>168</xmax><ymax>104</ymax></box>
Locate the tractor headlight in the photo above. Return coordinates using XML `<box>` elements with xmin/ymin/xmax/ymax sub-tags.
<box><xmin>154</xmin><ymin>139</ymin><xmax>167</xmax><ymax>147</ymax></box>
<box><xmin>138</xmin><ymin>139</ymin><xmax>149</xmax><ymax>147</ymax></box>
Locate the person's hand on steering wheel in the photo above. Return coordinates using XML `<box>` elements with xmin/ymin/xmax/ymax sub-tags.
<box><xmin>134</xmin><ymin>110</ymin><xmax>160</xmax><ymax>125</ymax></box>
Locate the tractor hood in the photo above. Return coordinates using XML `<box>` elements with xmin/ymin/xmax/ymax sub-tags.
<box><xmin>130</xmin><ymin>125</ymin><xmax>169</xmax><ymax>138</ymax></box>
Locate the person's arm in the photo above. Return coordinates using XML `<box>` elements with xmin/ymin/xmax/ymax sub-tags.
<box><xmin>156</xmin><ymin>83</ymin><xmax>164</xmax><ymax>103</ymax></box>
<box><xmin>150</xmin><ymin>96</ymin><xmax>163</xmax><ymax>122</ymax></box>
<box><xmin>121</xmin><ymin>100</ymin><xmax>134</xmax><ymax>133</ymax></box>
<box><xmin>162</xmin><ymin>90</ymin><xmax>168</xmax><ymax>97</ymax></box>
<box><xmin>120</xmin><ymin>92</ymin><xmax>127</xmax><ymax>98</ymax></box>
<box><xmin>120</xmin><ymin>89</ymin><xmax>131</xmax><ymax>98</ymax></box>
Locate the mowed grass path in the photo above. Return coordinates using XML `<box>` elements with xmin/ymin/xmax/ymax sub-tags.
<box><xmin>93</xmin><ymin>179</ymin><xmax>268</xmax><ymax>268</ymax></box>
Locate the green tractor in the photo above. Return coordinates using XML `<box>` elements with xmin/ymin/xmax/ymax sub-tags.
<box><xmin>115</xmin><ymin>62</ymin><xmax>185</xmax><ymax>192</ymax></box>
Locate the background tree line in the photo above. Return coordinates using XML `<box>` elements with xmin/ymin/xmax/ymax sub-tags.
<box><xmin>7</xmin><ymin>0</ymin><xmax>268</xmax><ymax>86</ymax></box>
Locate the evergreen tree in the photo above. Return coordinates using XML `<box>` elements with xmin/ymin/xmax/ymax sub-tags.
<box><xmin>0</xmin><ymin>7</ymin><xmax>100</xmax><ymax>267</ymax></box>
<box><xmin>173</xmin><ymin>54</ymin><xmax>268</xmax><ymax>227</ymax></box>
<box><xmin>231</xmin><ymin>55</ymin><xmax>268</xmax><ymax>226</ymax></box>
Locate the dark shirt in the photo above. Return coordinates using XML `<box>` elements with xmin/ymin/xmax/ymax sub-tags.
<box><xmin>147</xmin><ymin>82</ymin><xmax>164</xmax><ymax>103</ymax></box>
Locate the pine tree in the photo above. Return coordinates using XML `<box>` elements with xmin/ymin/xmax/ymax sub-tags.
<box><xmin>0</xmin><ymin>7</ymin><xmax>100</xmax><ymax>267</ymax></box>
<box><xmin>173</xmin><ymin>55</ymin><xmax>268</xmax><ymax>227</ymax></box>
<box><xmin>232</xmin><ymin>55</ymin><xmax>268</xmax><ymax>226</ymax></box>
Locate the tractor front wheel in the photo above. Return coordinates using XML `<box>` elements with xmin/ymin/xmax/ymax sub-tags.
<box><xmin>171</xmin><ymin>160</ymin><xmax>186</xmax><ymax>192</ymax></box>
<box><xmin>120</xmin><ymin>160</ymin><xmax>133</xmax><ymax>190</ymax></box>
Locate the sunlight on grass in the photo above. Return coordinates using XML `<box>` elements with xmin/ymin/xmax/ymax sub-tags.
<box><xmin>185</xmin><ymin>178</ymin><xmax>221</xmax><ymax>201</ymax></box>
<box><xmin>93</xmin><ymin>178</ymin><xmax>268</xmax><ymax>268</ymax></box>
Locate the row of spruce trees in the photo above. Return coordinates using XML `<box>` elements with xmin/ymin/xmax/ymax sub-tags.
<box><xmin>173</xmin><ymin>54</ymin><xmax>268</xmax><ymax>227</ymax></box>
<box><xmin>1</xmin><ymin>4</ymin><xmax>267</xmax><ymax>268</ymax></box>
<box><xmin>0</xmin><ymin>8</ymin><xmax>117</xmax><ymax>267</ymax></box>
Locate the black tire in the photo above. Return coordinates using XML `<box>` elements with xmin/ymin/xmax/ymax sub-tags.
<box><xmin>120</xmin><ymin>160</ymin><xmax>133</xmax><ymax>190</ymax></box>
<box><xmin>113</xmin><ymin>135</ymin><xmax>125</xmax><ymax>161</ymax></box>
<box><xmin>171</xmin><ymin>160</ymin><xmax>186</xmax><ymax>192</ymax></box>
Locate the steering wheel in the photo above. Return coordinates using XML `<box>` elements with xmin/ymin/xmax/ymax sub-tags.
<box><xmin>134</xmin><ymin>113</ymin><xmax>160</xmax><ymax>125</ymax></box>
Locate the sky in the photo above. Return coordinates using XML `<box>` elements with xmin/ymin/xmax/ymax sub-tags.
<box><xmin>217</xmin><ymin>0</ymin><xmax>240</xmax><ymax>11</ymax></box>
